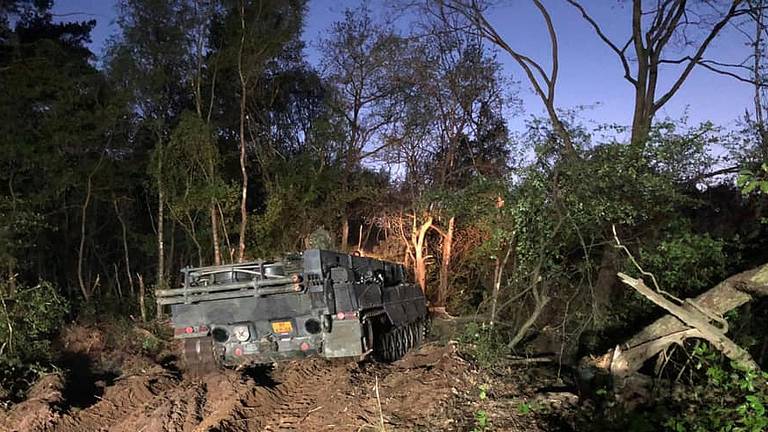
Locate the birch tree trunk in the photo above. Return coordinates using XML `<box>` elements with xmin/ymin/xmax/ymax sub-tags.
<box><xmin>211</xmin><ymin>200</ymin><xmax>222</xmax><ymax>265</ymax></box>
<box><xmin>236</xmin><ymin>0</ymin><xmax>249</xmax><ymax>263</ymax></box>
<box><xmin>156</xmin><ymin>137</ymin><xmax>166</xmax><ymax>294</ymax></box>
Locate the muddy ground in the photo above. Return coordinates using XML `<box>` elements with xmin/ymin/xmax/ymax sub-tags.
<box><xmin>0</xmin><ymin>324</ymin><xmax>578</xmax><ymax>432</ymax></box>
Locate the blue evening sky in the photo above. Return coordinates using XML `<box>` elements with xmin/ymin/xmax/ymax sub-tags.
<box><xmin>51</xmin><ymin>0</ymin><xmax>755</xmax><ymax>134</ymax></box>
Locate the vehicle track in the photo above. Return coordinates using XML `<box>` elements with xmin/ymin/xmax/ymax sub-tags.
<box><xmin>260</xmin><ymin>359</ymin><xmax>348</xmax><ymax>431</ymax></box>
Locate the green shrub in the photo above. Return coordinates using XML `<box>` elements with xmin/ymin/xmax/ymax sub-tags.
<box><xmin>460</xmin><ymin>322</ymin><xmax>507</xmax><ymax>369</ymax></box>
<box><xmin>664</xmin><ymin>343</ymin><xmax>768</xmax><ymax>432</ymax></box>
<box><xmin>640</xmin><ymin>231</ymin><xmax>726</xmax><ymax>297</ymax></box>
<box><xmin>0</xmin><ymin>281</ymin><xmax>69</xmax><ymax>362</ymax></box>
<box><xmin>0</xmin><ymin>280</ymin><xmax>69</xmax><ymax>401</ymax></box>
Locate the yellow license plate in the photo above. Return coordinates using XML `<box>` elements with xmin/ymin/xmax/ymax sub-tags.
<box><xmin>271</xmin><ymin>321</ymin><xmax>293</xmax><ymax>334</ymax></box>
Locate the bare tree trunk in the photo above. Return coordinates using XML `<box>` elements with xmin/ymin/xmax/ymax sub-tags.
<box><xmin>364</xmin><ymin>221</ymin><xmax>374</xmax><ymax>248</ymax></box>
<box><xmin>187</xmin><ymin>214</ymin><xmax>203</xmax><ymax>267</ymax></box>
<box><xmin>1</xmin><ymin>291</ymin><xmax>14</xmax><ymax>355</ymax></box>
<box><xmin>137</xmin><ymin>273</ymin><xmax>147</xmax><ymax>323</ymax></box>
<box><xmin>567</xmin><ymin>0</ymin><xmax>745</xmax><ymax>148</ymax></box>
<box><xmin>629</xmin><ymin>0</ymin><xmax>652</xmax><ymax>147</ymax></box>
<box><xmin>357</xmin><ymin>223</ymin><xmax>364</xmax><ymax>251</ymax></box>
<box><xmin>236</xmin><ymin>0</ymin><xmax>249</xmax><ymax>263</ymax></box>
<box><xmin>113</xmin><ymin>198</ymin><xmax>134</xmax><ymax>295</ymax></box>
<box><xmin>113</xmin><ymin>263</ymin><xmax>123</xmax><ymax>298</ymax></box>
<box><xmin>752</xmin><ymin>0</ymin><xmax>768</xmax><ymax>155</ymax></box>
<box><xmin>341</xmin><ymin>217</ymin><xmax>349</xmax><ymax>251</ymax></box>
<box><xmin>217</xmin><ymin>202</ymin><xmax>233</xmax><ymax>262</ymax></box>
<box><xmin>506</xmin><ymin>217</ymin><xmax>562</xmax><ymax>346</ymax></box>
<box><xmin>78</xmin><ymin>155</ymin><xmax>103</xmax><ymax>301</ymax></box>
<box><xmin>211</xmin><ymin>200</ymin><xmax>221</xmax><ymax>265</ymax></box>
<box><xmin>156</xmin><ymin>146</ymin><xmax>166</xmax><ymax>319</ymax></box>
<box><xmin>157</xmin><ymin>144</ymin><xmax>165</xmax><ymax>292</ymax></box>
<box><xmin>437</xmin><ymin>216</ymin><xmax>455</xmax><ymax>307</ymax></box>
<box><xmin>630</xmin><ymin>111</ymin><xmax>652</xmax><ymax>147</ymax></box>
<box><xmin>412</xmin><ymin>215</ymin><xmax>433</xmax><ymax>293</ymax></box>
<box><xmin>489</xmin><ymin>245</ymin><xmax>513</xmax><ymax>326</ymax></box>
<box><xmin>593</xmin><ymin>245</ymin><xmax>618</xmax><ymax>319</ymax></box>
<box><xmin>508</xmin><ymin>267</ymin><xmax>550</xmax><ymax>349</ymax></box>
<box><xmin>508</xmin><ymin>288</ymin><xmax>550</xmax><ymax>349</ymax></box>
<box><xmin>616</xmin><ymin>273</ymin><xmax>760</xmax><ymax>372</ymax></box>
<box><xmin>191</xmin><ymin>0</ymin><xmax>222</xmax><ymax>267</ymax></box>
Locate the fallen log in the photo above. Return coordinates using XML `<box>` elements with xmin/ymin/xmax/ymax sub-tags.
<box><xmin>617</xmin><ymin>273</ymin><xmax>758</xmax><ymax>372</ymax></box>
<box><xmin>625</xmin><ymin>264</ymin><xmax>766</xmax><ymax>349</ymax></box>
<box><xmin>589</xmin><ymin>263</ymin><xmax>768</xmax><ymax>379</ymax></box>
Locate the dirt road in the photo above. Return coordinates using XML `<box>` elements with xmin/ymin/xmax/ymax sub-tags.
<box><xmin>0</xmin><ymin>343</ymin><xmax>475</xmax><ymax>432</ymax></box>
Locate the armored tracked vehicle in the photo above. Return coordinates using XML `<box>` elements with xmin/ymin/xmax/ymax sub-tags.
<box><xmin>157</xmin><ymin>249</ymin><xmax>429</xmax><ymax>372</ymax></box>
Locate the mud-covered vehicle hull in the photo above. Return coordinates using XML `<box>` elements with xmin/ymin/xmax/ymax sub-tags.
<box><xmin>157</xmin><ymin>250</ymin><xmax>428</xmax><ymax>371</ymax></box>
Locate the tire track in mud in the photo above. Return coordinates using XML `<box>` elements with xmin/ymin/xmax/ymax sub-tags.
<box><xmin>196</xmin><ymin>358</ymin><xmax>361</xmax><ymax>432</ymax></box>
<box><xmin>166</xmin><ymin>358</ymin><xmax>361</xmax><ymax>432</ymax></box>
<box><xmin>259</xmin><ymin>359</ymin><xmax>353</xmax><ymax>432</ymax></box>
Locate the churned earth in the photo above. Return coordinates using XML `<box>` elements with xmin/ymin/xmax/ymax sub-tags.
<box><xmin>0</xmin><ymin>323</ymin><xmax>575</xmax><ymax>432</ymax></box>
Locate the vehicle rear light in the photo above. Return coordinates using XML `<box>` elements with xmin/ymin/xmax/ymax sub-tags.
<box><xmin>300</xmin><ymin>342</ymin><xmax>311</xmax><ymax>352</ymax></box>
<box><xmin>174</xmin><ymin>325</ymin><xmax>209</xmax><ymax>336</ymax></box>
<box><xmin>234</xmin><ymin>346</ymin><xmax>243</xmax><ymax>357</ymax></box>
<box><xmin>335</xmin><ymin>311</ymin><xmax>357</xmax><ymax>320</ymax></box>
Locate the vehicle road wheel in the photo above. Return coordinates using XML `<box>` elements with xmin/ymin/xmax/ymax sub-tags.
<box><xmin>386</xmin><ymin>331</ymin><xmax>397</xmax><ymax>361</ymax></box>
<box><xmin>363</xmin><ymin>319</ymin><xmax>375</xmax><ymax>353</ymax></box>
<box><xmin>397</xmin><ymin>326</ymin><xmax>407</xmax><ymax>359</ymax></box>
<box><xmin>404</xmin><ymin>323</ymin><xmax>414</xmax><ymax>352</ymax></box>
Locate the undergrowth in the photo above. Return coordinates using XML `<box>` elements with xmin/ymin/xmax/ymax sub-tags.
<box><xmin>0</xmin><ymin>281</ymin><xmax>69</xmax><ymax>403</ymax></box>
<box><xmin>570</xmin><ymin>342</ymin><xmax>768</xmax><ymax>432</ymax></box>
<box><xmin>0</xmin><ymin>280</ymin><xmax>171</xmax><ymax>405</ymax></box>
<box><xmin>459</xmin><ymin>321</ymin><xmax>507</xmax><ymax>369</ymax></box>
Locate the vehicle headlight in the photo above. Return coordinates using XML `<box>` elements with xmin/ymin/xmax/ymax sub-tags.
<box><xmin>233</xmin><ymin>325</ymin><xmax>250</xmax><ymax>342</ymax></box>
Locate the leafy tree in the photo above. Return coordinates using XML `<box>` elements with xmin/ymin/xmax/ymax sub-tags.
<box><xmin>108</xmin><ymin>0</ymin><xmax>199</xmax><ymax>289</ymax></box>
<box><xmin>319</xmin><ymin>5</ymin><xmax>403</xmax><ymax>250</ymax></box>
<box><xmin>0</xmin><ymin>2</ymin><xmax>119</xmax><ymax>295</ymax></box>
<box><xmin>211</xmin><ymin>0</ymin><xmax>305</xmax><ymax>262</ymax></box>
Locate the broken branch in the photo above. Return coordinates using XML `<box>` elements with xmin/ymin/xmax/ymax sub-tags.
<box><xmin>618</xmin><ymin>273</ymin><xmax>759</xmax><ymax>371</ymax></box>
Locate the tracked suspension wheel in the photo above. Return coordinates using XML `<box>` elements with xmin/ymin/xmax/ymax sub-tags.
<box><xmin>182</xmin><ymin>336</ymin><xmax>218</xmax><ymax>377</ymax></box>
<box><xmin>363</xmin><ymin>319</ymin><xmax>375</xmax><ymax>353</ymax></box>
<box><xmin>373</xmin><ymin>318</ymin><xmax>429</xmax><ymax>362</ymax></box>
